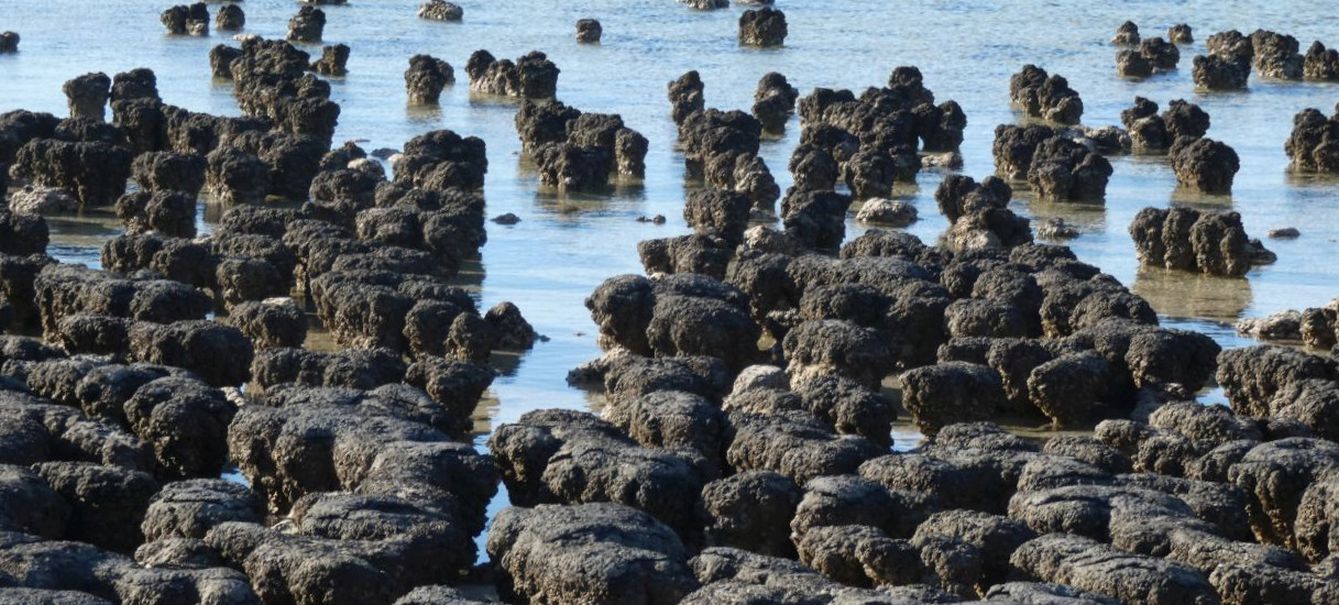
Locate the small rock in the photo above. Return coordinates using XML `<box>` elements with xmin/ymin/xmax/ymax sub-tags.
<box><xmin>370</xmin><ymin>148</ymin><xmax>399</xmax><ymax>160</ymax></box>
<box><xmin>0</xmin><ymin>31</ymin><xmax>19</xmax><ymax>53</ymax></box>
<box><xmin>418</xmin><ymin>0</ymin><xmax>463</xmax><ymax>21</ymax></box>
<box><xmin>637</xmin><ymin>215</ymin><xmax>667</xmax><ymax>224</ymax></box>
<box><xmin>855</xmin><ymin>198</ymin><xmax>917</xmax><ymax>226</ymax></box>
<box><xmin>921</xmin><ymin>151</ymin><xmax>964</xmax><ymax>169</ymax></box>
<box><xmin>1249</xmin><ymin>238</ymin><xmax>1277</xmax><ymax>264</ymax></box>
<box><xmin>1268</xmin><ymin>227</ymin><xmax>1301</xmax><ymax>239</ymax></box>
<box><xmin>1236</xmin><ymin>311</ymin><xmax>1302</xmax><ymax>340</ymax></box>
<box><xmin>492</xmin><ymin>213</ymin><xmax>521</xmax><ymax>225</ymax></box>
<box><xmin>8</xmin><ymin>186</ymin><xmax>78</xmax><ymax>215</ymax></box>
<box><xmin>576</xmin><ymin>19</ymin><xmax>602</xmax><ymax>43</ymax></box>
<box><xmin>1037</xmin><ymin>217</ymin><xmax>1080</xmax><ymax>240</ymax></box>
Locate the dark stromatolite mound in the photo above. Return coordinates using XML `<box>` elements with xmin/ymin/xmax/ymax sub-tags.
<box><xmin>668</xmin><ymin>71</ymin><xmax>706</xmax><ymax>125</ymax></box>
<box><xmin>513</xmin><ymin>101</ymin><xmax>648</xmax><ymax>188</ymax></box>
<box><xmin>0</xmin><ymin>32</ymin><xmax>18</xmax><ymax>54</ymax></box>
<box><xmin>935</xmin><ymin>174</ymin><xmax>1032</xmax><ymax>252</ymax></box>
<box><xmin>699</xmin><ymin>470</ymin><xmax>801</xmax><ymax>557</ymax></box>
<box><xmin>1171</xmin><ymin>137</ymin><xmax>1240</xmax><ymax>194</ymax></box>
<box><xmin>228</xmin><ymin>391</ymin><xmax>496</xmax><ymax>523</ymax></box>
<box><xmin>993</xmin><ymin>123</ymin><xmax>1056</xmax><ymax>180</ymax></box>
<box><xmin>739</xmin><ymin>7</ymin><xmax>786</xmax><ymax>47</ymax></box>
<box><xmin>120</xmin><ymin>375</ymin><xmax>237</xmax><ymax>478</ymax></box>
<box><xmin>34</xmin><ymin>461</ymin><xmax>159</xmax><ymax>552</ymax></box>
<box><xmin>311</xmin><ymin>43</ymin><xmax>350</xmax><ymax>76</ymax></box>
<box><xmin>33</xmin><ymin>263</ymin><xmax>211</xmax><ymax>336</ymax></box>
<box><xmin>393</xmin><ymin>128</ymin><xmax>488</xmax><ymax>191</ymax></box>
<box><xmin>215</xmin><ymin>4</ymin><xmax>244</xmax><ymax>31</ymax></box>
<box><xmin>0</xmin><ymin>532</ymin><xmax>259</xmax><ymax>604</ymax></box>
<box><xmin>223</xmin><ymin>38</ymin><xmax>340</xmax><ymax>146</ymax></box>
<box><xmin>1285</xmin><ymin>106</ymin><xmax>1339</xmax><ymax>173</ymax></box>
<box><xmin>782</xmin><ymin>319</ymin><xmax>895</xmax><ymax>390</ymax></box>
<box><xmin>206</xmin><ymin>491</ymin><xmax>476</xmax><ymax>604</ymax></box>
<box><xmin>466</xmin><ymin>50</ymin><xmax>559</xmax><ymax>99</ymax></box>
<box><xmin>728</xmin><ymin>410</ymin><xmax>883</xmax><ymax>484</ymax></box>
<box><xmin>1026</xmin><ymin>136</ymin><xmax>1113</xmax><ymax>201</ymax></box>
<box><xmin>900</xmin><ymin>361</ymin><xmax>1008</xmax><ymax>435</ymax></box>
<box><xmin>1249</xmin><ymin>29</ymin><xmax>1303</xmax><ymax>80</ymax></box>
<box><xmin>752</xmin><ymin>72</ymin><xmax>799</xmax><ymax>134</ymax></box>
<box><xmin>913</xmin><ymin>509</ymin><xmax>1038</xmax><ymax>596</ymax></box>
<box><xmin>1206</xmin><ymin>29</ymin><xmax>1254</xmax><ymax>61</ymax></box>
<box><xmin>113</xmin><ymin>190</ymin><xmax>194</xmax><ymax>237</ymax></box>
<box><xmin>1229</xmin><ymin>438</ymin><xmax>1339</xmax><ymax>550</ymax></box>
<box><xmin>1012</xmin><ymin>533</ymin><xmax>1219</xmax><ymax>605</ymax></box>
<box><xmin>584</xmin><ymin>273</ymin><xmax>760</xmax><ymax>369</ymax></box>
<box><xmin>250</xmin><ymin>347</ymin><xmax>407</xmax><ymax>391</ymax></box>
<box><xmin>1121</xmin><ymin>98</ymin><xmax>1210</xmax><ymax>153</ymax></box>
<box><xmin>1112</xmin><ymin>21</ymin><xmax>1140</xmax><ymax>46</ymax></box>
<box><xmin>576</xmin><ymin>19</ymin><xmax>602</xmax><ymax>43</ymax></box>
<box><xmin>287</xmin><ymin>6</ymin><xmax>325</xmax><ymax>42</ymax></box>
<box><xmin>62</xmin><ymin>73</ymin><xmax>111</xmax><ymax>122</ymax></box>
<box><xmin>13</xmin><ymin>139</ymin><xmax>132</xmax><ymax>207</ymax></box>
<box><xmin>161</xmin><ymin>3</ymin><xmax>209</xmax><ymax>36</ymax></box>
<box><xmin>131</xmin><ymin>150</ymin><xmax>206</xmax><ymax>197</ymax></box>
<box><xmin>0</xmin><ymin>209</ymin><xmax>49</xmax><ymax>256</ymax></box>
<box><xmin>1304</xmin><ymin>41</ymin><xmax>1339</xmax><ymax>81</ymax></box>
<box><xmin>404</xmin><ymin>54</ymin><xmax>454</xmax><ymax>104</ymax></box>
<box><xmin>489</xmin><ymin>409</ymin><xmax>708</xmax><ymax>537</ymax></box>
<box><xmin>488</xmin><ymin>503</ymin><xmax>699</xmax><ymax>605</ymax></box>
<box><xmin>1129</xmin><ymin>207</ymin><xmax>1268</xmax><ymax>277</ymax></box>
<box><xmin>1169</xmin><ymin>24</ymin><xmax>1193</xmax><ymax>44</ymax></box>
<box><xmin>1216</xmin><ymin>344</ymin><xmax>1338</xmax><ymax>425</ymax></box>
<box><xmin>141</xmin><ymin>479</ymin><xmax>264</xmax><ymax>542</ymax></box>
<box><xmin>1117</xmin><ymin>37</ymin><xmax>1181</xmax><ymax>78</ymax></box>
<box><xmin>780</xmin><ymin>188</ymin><xmax>852</xmax><ymax>252</ymax></box>
<box><xmin>1009</xmin><ymin>64</ymin><xmax>1083</xmax><ymax>124</ymax></box>
<box><xmin>1192</xmin><ymin>53</ymin><xmax>1251</xmax><ymax>90</ymax></box>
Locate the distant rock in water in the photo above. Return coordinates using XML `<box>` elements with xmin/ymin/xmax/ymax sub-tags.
<box><xmin>1009</xmin><ymin>64</ymin><xmax>1083</xmax><ymax>124</ymax></box>
<box><xmin>215</xmin><ymin>4</ymin><xmax>244</xmax><ymax>31</ymax></box>
<box><xmin>1168</xmin><ymin>23</ymin><xmax>1193</xmax><ymax>44</ymax></box>
<box><xmin>681</xmin><ymin>0</ymin><xmax>729</xmax><ymax>9</ymax></box>
<box><xmin>1286</xmin><ymin>106</ymin><xmax>1339</xmax><ymax>173</ymax></box>
<box><xmin>404</xmin><ymin>54</ymin><xmax>454</xmax><ymax>104</ymax></box>
<box><xmin>0</xmin><ymin>31</ymin><xmax>19</xmax><ymax>53</ymax></box>
<box><xmin>1112</xmin><ymin>21</ymin><xmax>1140</xmax><ymax>46</ymax></box>
<box><xmin>311</xmin><ymin>43</ymin><xmax>349</xmax><ymax>76</ymax></box>
<box><xmin>287</xmin><ymin>6</ymin><xmax>325</xmax><ymax>43</ymax></box>
<box><xmin>739</xmin><ymin>8</ymin><xmax>787</xmax><ymax>47</ymax></box>
<box><xmin>161</xmin><ymin>3</ymin><xmax>209</xmax><ymax>37</ymax></box>
<box><xmin>466</xmin><ymin>50</ymin><xmax>559</xmax><ymax>99</ymax></box>
<box><xmin>418</xmin><ymin>0</ymin><xmax>463</xmax><ymax>21</ymax></box>
<box><xmin>576</xmin><ymin>19</ymin><xmax>602</xmax><ymax>43</ymax></box>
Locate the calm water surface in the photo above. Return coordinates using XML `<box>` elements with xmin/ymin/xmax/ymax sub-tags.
<box><xmin>5</xmin><ymin>0</ymin><xmax>1339</xmax><ymax>558</ymax></box>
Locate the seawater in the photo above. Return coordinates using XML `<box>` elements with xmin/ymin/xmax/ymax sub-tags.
<box><xmin>5</xmin><ymin>0</ymin><xmax>1339</xmax><ymax>560</ymax></box>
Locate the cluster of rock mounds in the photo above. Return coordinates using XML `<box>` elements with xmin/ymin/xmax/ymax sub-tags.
<box><xmin>514</xmin><ymin>99</ymin><xmax>649</xmax><ymax>191</ymax></box>
<box><xmin>1112</xmin><ymin>22</ymin><xmax>1185</xmax><ymax>78</ymax></box>
<box><xmin>0</xmin><ymin>27</ymin><xmax>565</xmax><ymax>602</ymax></box>
<box><xmin>1187</xmin><ymin>28</ymin><xmax>1339</xmax><ymax>90</ymax></box>
<box><xmin>482</xmin><ymin>328</ymin><xmax>1339</xmax><ymax>605</ymax></box>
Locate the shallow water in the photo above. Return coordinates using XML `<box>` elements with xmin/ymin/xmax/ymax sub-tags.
<box><xmin>6</xmin><ymin>0</ymin><xmax>1339</xmax><ymax>563</ymax></box>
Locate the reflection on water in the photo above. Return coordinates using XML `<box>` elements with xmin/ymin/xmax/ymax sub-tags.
<box><xmin>1170</xmin><ymin>186</ymin><xmax>1235</xmax><ymax>210</ymax></box>
<box><xmin>1133</xmin><ymin>266</ymin><xmax>1255</xmax><ymax>324</ymax></box>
